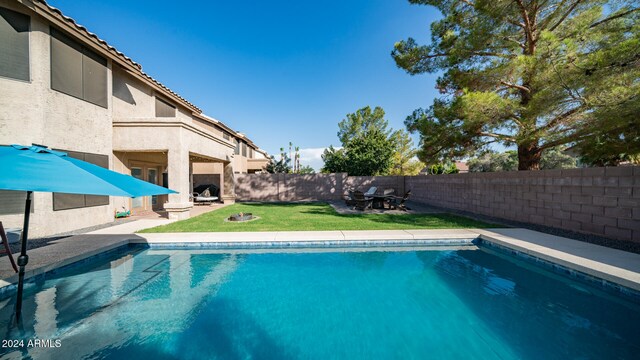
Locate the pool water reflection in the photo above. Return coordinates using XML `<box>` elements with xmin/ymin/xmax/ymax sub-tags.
<box><xmin>1</xmin><ymin>245</ymin><xmax>638</xmax><ymax>359</ymax></box>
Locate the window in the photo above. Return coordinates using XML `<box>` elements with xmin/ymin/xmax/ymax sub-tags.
<box><xmin>242</xmin><ymin>142</ymin><xmax>247</xmax><ymax>157</ymax></box>
<box><xmin>223</xmin><ymin>132</ymin><xmax>230</xmax><ymax>141</ymax></box>
<box><xmin>50</xmin><ymin>28</ymin><xmax>108</xmax><ymax>107</ymax></box>
<box><xmin>0</xmin><ymin>6</ymin><xmax>30</xmax><ymax>81</ymax></box>
<box><xmin>0</xmin><ymin>190</ymin><xmax>33</xmax><ymax>215</ymax></box>
<box><xmin>234</xmin><ymin>139</ymin><xmax>240</xmax><ymax>155</ymax></box>
<box><xmin>53</xmin><ymin>150</ymin><xmax>109</xmax><ymax>210</ymax></box>
<box><xmin>155</xmin><ymin>97</ymin><xmax>176</xmax><ymax>117</ymax></box>
<box><xmin>249</xmin><ymin>147</ymin><xmax>253</xmax><ymax>159</ymax></box>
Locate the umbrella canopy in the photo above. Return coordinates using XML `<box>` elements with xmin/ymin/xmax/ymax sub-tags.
<box><xmin>0</xmin><ymin>144</ymin><xmax>178</xmax><ymax>322</ymax></box>
<box><xmin>0</xmin><ymin>145</ymin><xmax>176</xmax><ymax>197</ymax></box>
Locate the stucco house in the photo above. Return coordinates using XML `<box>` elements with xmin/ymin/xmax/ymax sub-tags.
<box><xmin>0</xmin><ymin>0</ymin><xmax>269</xmax><ymax>237</ymax></box>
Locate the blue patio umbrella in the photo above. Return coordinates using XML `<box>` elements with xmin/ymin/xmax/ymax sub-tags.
<box><xmin>0</xmin><ymin>144</ymin><xmax>178</xmax><ymax>321</ymax></box>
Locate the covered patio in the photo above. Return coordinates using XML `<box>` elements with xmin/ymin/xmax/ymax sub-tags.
<box><xmin>112</xmin><ymin>119</ymin><xmax>237</xmax><ymax>219</ymax></box>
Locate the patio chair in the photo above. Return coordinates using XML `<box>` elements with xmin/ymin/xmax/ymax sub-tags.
<box><xmin>345</xmin><ymin>189</ymin><xmax>356</xmax><ymax>206</ymax></box>
<box><xmin>364</xmin><ymin>186</ymin><xmax>377</xmax><ymax>196</ymax></box>
<box><xmin>0</xmin><ymin>222</ymin><xmax>18</xmax><ymax>273</ymax></box>
<box><xmin>352</xmin><ymin>190</ymin><xmax>373</xmax><ymax>211</ymax></box>
<box><xmin>385</xmin><ymin>190</ymin><xmax>411</xmax><ymax>211</ymax></box>
<box><xmin>191</xmin><ymin>184</ymin><xmax>220</xmax><ymax>205</ymax></box>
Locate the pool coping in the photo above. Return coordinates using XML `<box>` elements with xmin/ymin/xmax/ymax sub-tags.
<box><xmin>1</xmin><ymin>228</ymin><xmax>639</xmax><ymax>295</ymax></box>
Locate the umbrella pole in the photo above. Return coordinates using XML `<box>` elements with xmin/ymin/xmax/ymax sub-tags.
<box><xmin>14</xmin><ymin>191</ymin><xmax>32</xmax><ymax>321</ymax></box>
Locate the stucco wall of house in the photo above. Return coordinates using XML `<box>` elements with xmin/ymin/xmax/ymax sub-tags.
<box><xmin>192</xmin><ymin>117</ymin><xmax>224</xmax><ymax>139</ymax></box>
<box><xmin>0</xmin><ymin>0</ymin><xmax>266</xmax><ymax>234</ymax></box>
<box><xmin>192</xmin><ymin>163</ymin><xmax>223</xmax><ymax>175</ymax></box>
<box><xmin>112</xmin><ymin>66</ymin><xmax>154</xmax><ymax>119</ymax></box>
<box><xmin>247</xmin><ymin>158</ymin><xmax>269</xmax><ymax>172</ymax></box>
<box><xmin>0</xmin><ymin>2</ymin><xmax>113</xmax><ymax>236</ymax></box>
<box><xmin>230</xmin><ymin>155</ymin><xmax>246</xmax><ymax>174</ymax></box>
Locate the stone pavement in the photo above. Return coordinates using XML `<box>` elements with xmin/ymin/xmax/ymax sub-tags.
<box><xmin>0</xmin><ymin>233</ymin><xmax>138</xmax><ymax>287</ymax></box>
<box><xmin>475</xmin><ymin>228</ymin><xmax>640</xmax><ymax>291</ymax></box>
<box><xmin>86</xmin><ymin>219</ymin><xmax>175</xmax><ymax>235</ymax></box>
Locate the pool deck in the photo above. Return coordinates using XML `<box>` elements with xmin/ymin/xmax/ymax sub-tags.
<box><xmin>1</xmin><ymin>222</ymin><xmax>639</xmax><ymax>293</ymax></box>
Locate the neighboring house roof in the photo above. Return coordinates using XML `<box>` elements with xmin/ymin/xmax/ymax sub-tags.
<box><xmin>455</xmin><ymin>161</ymin><xmax>469</xmax><ymax>172</ymax></box>
<box><xmin>30</xmin><ymin>0</ymin><xmax>265</xmax><ymax>156</ymax></box>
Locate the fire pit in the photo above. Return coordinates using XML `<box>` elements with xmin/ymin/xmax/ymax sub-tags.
<box><xmin>227</xmin><ymin>212</ymin><xmax>255</xmax><ymax>222</ymax></box>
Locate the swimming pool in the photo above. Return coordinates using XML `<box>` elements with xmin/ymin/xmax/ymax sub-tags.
<box><xmin>1</xmin><ymin>244</ymin><xmax>638</xmax><ymax>359</ymax></box>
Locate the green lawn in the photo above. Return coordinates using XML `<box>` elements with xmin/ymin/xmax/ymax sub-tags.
<box><xmin>140</xmin><ymin>202</ymin><xmax>498</xmax><ymax>233</ymax></box>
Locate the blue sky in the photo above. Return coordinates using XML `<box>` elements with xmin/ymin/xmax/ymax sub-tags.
<box><xmin>51</xmin><ymin>0</ymin><xmax>442</xmax><ymax>170</ymax></box>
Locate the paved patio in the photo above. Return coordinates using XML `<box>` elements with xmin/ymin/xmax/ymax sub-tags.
<box><xmin>2</xmin><ymin>202</ymin><xmax>229</xmax><ymax>253</ymax></box>
<box><xmin>328</xmin><ymin>200</ymin><xmax>442</xmax><ymax>215</ymax></box>
<box><xmin>86</xmin><ymin>202</ymin><xmax>231</xmax><ymax>235</ymax></box>
<box><xmin>133</xmin><ymin>202</ymin><xmax>231</xmax><ymax>220</ymax></box>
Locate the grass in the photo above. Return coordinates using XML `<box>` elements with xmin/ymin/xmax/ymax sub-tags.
<box><xmin>140</xmin><ymin>202</ymin><xmax>499</xmax><ymax>233</ymax></box>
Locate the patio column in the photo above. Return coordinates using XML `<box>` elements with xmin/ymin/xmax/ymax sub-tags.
<box><xmin>164</xmin><ymin>147</ymin><xmax>192</xmax><ymax>219</ymax></box>
<box><xmin>221</xmin><ymin>161</ymin><xmax>236</xmax><ymax>204</ymax></box>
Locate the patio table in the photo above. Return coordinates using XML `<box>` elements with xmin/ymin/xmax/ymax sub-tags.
<box><xmin>371</xmin><ymin>195</ymin><xmax>393</xmax><ymax>209</ymax></box>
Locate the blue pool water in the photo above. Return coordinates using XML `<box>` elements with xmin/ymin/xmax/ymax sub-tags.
<box><xmin>1</xmin><ymin>245</ymin><xmax>639</xmax><ymax>359</ymax></box>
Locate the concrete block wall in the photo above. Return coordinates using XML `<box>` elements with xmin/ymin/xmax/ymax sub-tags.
<box><xmin>236</xmin><ymin>173</ymin><xmax>348</xmax><ymax>202</ymax></box>
<box><xmin>235</xmin><ymin>173</ymin><xmax>280</xmax><ymax>201</ymax></box>
<box><xmin>235</xmin><ymin>173</ymin><xmax>406</xmax><ymax>202</ymax></box>
<box><xmin>235</xmin><ymin>167</ymin><xmax>640</xmax><ymax>243</ymax></box>
<box><xmin>405</xmin><ymin>166</ymin><xmax>640</xmax><ymax>242</ymax></box>
<box><xmin>280</xmin><ymin>173</ymin><xmax>347</xmax><ymax>201</ymax></box>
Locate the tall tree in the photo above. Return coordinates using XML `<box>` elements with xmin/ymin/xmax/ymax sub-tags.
<box><xmin>468</xmin><ymin>148</ymin><xmax>576</xmax><ymax>172</ymax></box>
<box><xmin>321</xmin><ymin>146</ymin><xmax>348</xmax><ymax>173</ymax></box>
<box><xmin>266</xmin><ymin>153</ymin><xmax>292</xmax><ymax>174</ymax></box>
<box><xmin>337</xmin><ymin>106</ymin><xmax>391</xmax><ymax>144</ymax></box>
<box><xmin>288</xmin><ymin>142</ymin><xmax>293</xmax><ymax>171</ymax></box>
<box><xmin>321</xmin><ymin>106</ymin><xmax>397</xmax><ymax>175</ymax></box>
<box><xmin>265</xmin><ymin>154</ymin><xmax>291</xmax><ymax>174</ymax></box>
<box><xmin>425</xmin><ymin>162</ymin><xmax>460</xmax><ymax>174</ymax></box>
<box><xmin>298</xmin><ymin>165</ymin><xmax>316</xmax><ymax>174</ymax></box>
<box><xmin>266</xmin><ymin>146</ymin><xmax>292</xmax><ymax>173</ymax></box>
<box><xmin>294</xmin><ymin>146</ymin><xmax>300</xmax><ymax>173</ymax></box>
<box><xmin>393</xmin><ymin>0</ymin><xmax>640</xmax><ymax>170</ymax></box>
<box><xmin>468</xmin><ymin>151</ymin><xmax>520</xmax><ymax>172</ymax></box>
<box><xmin>576</xmin><ymin>114</ymin><xmax>640</xmax><ymax>166</ymax></box>
<box><xmin>540</xmin><ymin>147</ymin><xmax>577</xmax><ymax>169</ymax></box>
<box><xmin>388</xmin><ymin>130</ymin><xmax>426</xmax><ymax>175</ymax></box>
<box><xmin>344</xmin><ymin>127</ymin><xmax>396</xmax><ymax>175</ymax></box>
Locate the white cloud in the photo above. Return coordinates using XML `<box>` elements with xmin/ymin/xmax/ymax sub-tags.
<box><xmin>297</xmin><ymin>147</ymin><xmax>340</xmax><ymax>171</ymax></box>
